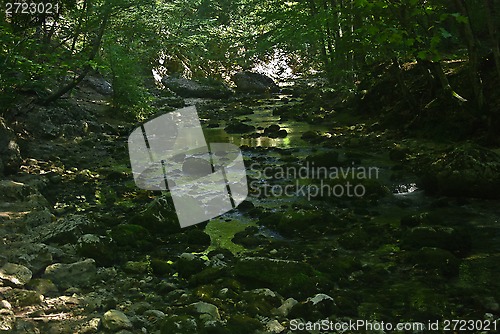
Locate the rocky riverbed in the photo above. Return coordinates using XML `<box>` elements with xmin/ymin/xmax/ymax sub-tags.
<box><xmin>1</xmin><ymin>77</ymin><xmax>499</xmax><ymax>333</ymax></box>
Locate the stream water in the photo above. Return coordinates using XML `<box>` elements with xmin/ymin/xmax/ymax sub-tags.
<box><xmin>191</xmin><ymin>94</ymin><xmax>500</xmax><ymax>320</ymax></box>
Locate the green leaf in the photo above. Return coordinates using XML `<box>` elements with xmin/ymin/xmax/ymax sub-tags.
<box><xmin>417</xmin><ymin>50</ymin><xmax>428</xmax><ymax>60</ymax></box>
<box><xmin>439</xmin><ymin>28</ymin><xmax>452</xmax><ymax>39</ymax></box>
<box><xmin>451</xmin><ymin>13</ymin><xmax>468</xmax><ymax>24</ymax></box>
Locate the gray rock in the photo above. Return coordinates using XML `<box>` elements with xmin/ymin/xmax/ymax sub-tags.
<box><xmin>33</xmin><ymin>214</ymin><xmax>97</xmax><ymax>244</ymax></box>
<box><xmin>83</xmin><ymin>75</ymin><xmax>113</xmax><ymax>95</ymax></box>
<box><xmin>79</xmin><ymin>318</ymin><xmax>100</xmax><ymax>334</ymax></box>
<box><xmin>25</xmin><ymin>278</ymin><xmax>58</xmax><ymax>295</ymax></box>
<box><xmin>43</xmin><ymin>258</ymin><xmax>97</xmax><ymax>289</ymax></box>
<box><xmin>161</xmin><ymin>76</ymin><xmax>232</xmax><ymax>98</ymax></box>
<box><xmin>289</xmin><ymin>293</ymin><xmax>336</xmax><ymax>320</ymax></box>
<box><xmin>265</xmin><ymin>319</ymin><xmax>286</xmax><ymax>333</ymax></box>
<box><xmin>273</xmin><ymin>297</ymin><xmax>298</xmax><ymax>317</ymax></box>
<box><xmin>240</xmin><ymin>288</ymin><xmax>282</xmax><ymax>317</ymax></box>
<box><xmin>24</xmin><ymin>208</ymin><xmax>54</xmax><ymax>227</ymax></box>
<box><xmin>102</xmin><ymin>309</ymin><xmax>133</xmax><ymax>331</ymax></box>
<box><xmin>188</xmin><ymin>301</ymin><xmax>221</xmax><ymax>322</ymax></box>
<box><xmin>0</xmin><ymin>309</ymin><xmax>15</xmax><ymax>331</ymax></box>
<box><xmin>2</xmin><ymin>242</ymin><xmax>59</xmax><ymax>274</ymax></box>
<box><xmin>0</xmin><ymin>263</ymin><xmax>32</xmax><ymax>287</ymax></box>
<box><xmin>143</xmin><ymin>309</ymin><xmax>166</xmax><ymax>326</ymax></box>
<box><xmin>232</xmin><ymin>71</ymin><xmax>279</xmax><ymax>93</ymax></box>
<box><xmin>307</xmin><ymin>293</ymin><xmax>334</xmax><ymax>305</ymax></box>
<box><xmin>3</xmin><ymin>288</ymin><xmax>42</xmax><ymax>307</ymax></box>
<box><xmin>0</xmin><ymin>180</ymin><xmax>32</xmax><ymax>202</ymax></box>
<box><xmin>0</xmin><ymin>300</ymin><xmax>12</xmax><ymax>309</ymax></box>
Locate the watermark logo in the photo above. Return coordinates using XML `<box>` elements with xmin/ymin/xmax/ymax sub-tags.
<box><xmin>248</xmin><ymin>162</ymin><xmax>380</xmax><ymax>200</ymax></box>
<box><xmin>128</xmin><ymin>106</ymin><xmax>248</xmax><ymax>228</ymax></box>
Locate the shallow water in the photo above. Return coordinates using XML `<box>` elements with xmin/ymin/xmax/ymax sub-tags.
<box><xmin>199</xmin><ymin>95</ymin><xmax>500</xmax><ymax>321</ymax></box>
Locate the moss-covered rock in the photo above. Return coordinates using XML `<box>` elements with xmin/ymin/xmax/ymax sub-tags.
<box><xmin>150</xmin><ymin>258</ymin><xmax>174</xmax><ymax>277</ymax></box>
<box><xmin>77</xmin><ymin>234</ymin><xmax>116</xmax><ymax>266</ymax></box>
<box><xmin>405</xmin><ymin>247</ymin><xmax>460</xmax><ymax>278</ymax></box>
<box><xmin>25</xmin><ymin>278</ymin><xmax>58</xmax><ymax>296</ymax></box>
<box><xmin>110</xmin><ymin>224</ymin><xmax>152</xmax><ymax>250</ymax></box>
<box><xmin>401</xmin><ymin>226</ymin><xmax>471</xmax><ymax>256</ymax></box>
<box><xmin>4</xmin><ymin>289</ymin><xmax>42</xmax><ymax>307</ymax></box>
<box><xmin>176</xmin><ymin>253</ymin><xmax>206</xmax><ymax>279</ymax></box>
<box><xmin>233</xmin><ymin>257</ymin><xmax>330</xmax><ymax>298</ymax></box>
<box><xmin>128</xmin><ymin>195</ymin><xmax>180</xmax><ymax>234</ymax></box>
<box><xmin>289</xmin><ymin>293</ymin><xmax>336</xmax><ymax>321</ymax></box>
<box><xmin>418</xmin><ymin>144</ymin><xmax>500</xmax><ymax>199</ymax></box>
<box><xmin>238</xmin><ymin>288</ymin><xmax>282</xmax><ymax>317</ymax></box>
<box><xmin>226</xmin><ymin>314</ymin><xmax>263</xmax><ymax>334</ymax></box>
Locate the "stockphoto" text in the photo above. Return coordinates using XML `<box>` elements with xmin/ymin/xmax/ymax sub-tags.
<box><xmin>249</xmin><ymin>162</ymin><xmax>380</xmax><ymax>200</ymax></box>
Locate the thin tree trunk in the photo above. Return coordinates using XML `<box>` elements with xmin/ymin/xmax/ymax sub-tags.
<box><xmin>485</xmin><ymin>0</ymin><xmax>500</xmax><ymax>79</ymax></box>
<box><xmin>41</xmin><ymin>8</ymin><xmax>110</xmax><ymax>106</ymax></box>
<box><xmin>392</xmin><ymin>58</ymin><xmax>417</xmax><ymax>111</ymax></box>
<box><xmin>453</xmin><ymin>0</ymin><xmax>484</xmax><ymax>111</ymax></box>
<box><xmin>71</xmin><ymin>0</ymin><xmax>89</xmax><ymax>53</ymax></box>
<box><xmin>432</xmin><ymin>61</ymin><xmax>467</xmax><ymax>103</ymax></box>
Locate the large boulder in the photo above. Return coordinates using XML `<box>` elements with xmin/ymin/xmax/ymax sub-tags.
<box><xmin>43</xmin><ymin>258</ymin><xmax>97</xmax><ymax>289</ymax></box>
<box><xmin>0</xmin><ymin>263</ymin><xmax>32</xmax><ymax>287</ymax></box>
<box><xmin>32</xmin><ymin>214</ymin><xmax>97</xmax><ymax>244</ymax></box>
<box><xmin>232</xmin><ymin>71</ymin><xmax>279</xmax><ymax>93</ymax></box>
<box><xmin>161</xmin><ymin>76</ymin><xmax>232</xmax><ymax>98</ymax></box>
<box><xmin>418</xmin><ymin>144</ymin><xmax>500</xmax><ymax>199</ymax></box>
<box><xmin>83</xmin><ymin>74</ymin><xmax>113</xmax><ymax>95</ymax></box>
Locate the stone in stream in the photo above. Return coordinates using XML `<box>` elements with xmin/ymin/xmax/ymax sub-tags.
<box><xmin>263</xmin><ymin>124</ymin><xmax>288</xmax><ymax>138</ymax></box>
<box><xmin>161</xmin><ymin>76</ymin><xmax>232</xmax><ymax>98</ymax></box>
<box><xmin>225</xmin><ymin>121</ymin><xmax>255</xmax><ymax>134</ymax></box>
<box><xmin>182</xmin><ymin>157</ymin><xmax>212</xmax><ymax>177</ymax></box>
<box><xmin>232</xmin><ymin>71</ymin><xmax>279</xmax><ymax>93</ymax></box>
<box><xmin>176</xmin><ymin>253</ymin><xmax>206</xmax><ymax>278</ymax></box>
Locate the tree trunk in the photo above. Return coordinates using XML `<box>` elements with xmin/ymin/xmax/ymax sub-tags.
<box><xmin>392</xmin><ymin>58</ymin><xmax>416</xmax><ymax>111</ymax></box>
<box><xmin>485</xmin><ymin>0</ymin><xmax>500</xmax><ymax>79</ymax></box>
<box><xmin>40</xmin><ymin>8</ymin><xmax>110</xmax><ymax>106</ymax></box>
<box><xmin>453</xmin><ymin>0</ymin><xmax>484</xmax><ymax>111</ymax></box>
